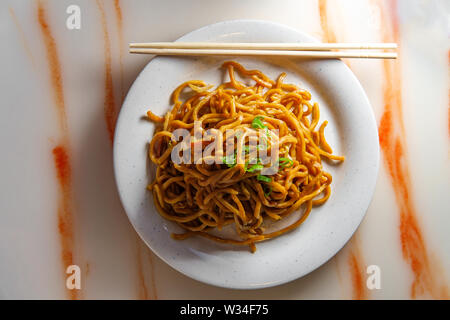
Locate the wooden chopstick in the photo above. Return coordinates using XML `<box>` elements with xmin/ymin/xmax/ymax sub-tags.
<box><xmin>129</xmin><ymin>42</ymin><xmax>398</xmax><ymax>51</ymax></box>
<box><xmin>129</xmin><ymin>48</ymin><xmax>397</xmax><ymax>59</ymax></box>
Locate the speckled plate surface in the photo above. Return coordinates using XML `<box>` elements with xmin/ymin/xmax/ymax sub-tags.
<box><xmin>113</xmin><ymin>20</ymin><xmax>379</xmax><ymax>289</ymax></box>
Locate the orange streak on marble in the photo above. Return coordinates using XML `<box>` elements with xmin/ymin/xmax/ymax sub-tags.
<box><xmin>136</xmin><ymin>239</ymin><xmax>158</xmax><ymax>300</ymax></box>
<box><xmin>9</xmin><ymin>7</ymin><xmax>36</xmax><ymax>68</ymax></box>
<box><xmin>378</xmin><ymin>0</ymin><xmax>448</xmax><ymax>299</ymax></box>
<box><xmin>113</xmin><ymin>0</ymin><xmax>125</xmax><ymax>100</ymax></box>
<box><xmin>52</xmin><ymin>146</ymin><xmax>77</xmax><ymax>300</ymax></box>
<box><xmin>136</xmin><ymin>240</ymin><xmax>149</xmax><ymax>300</ymax></box>
<box><xmin>37</xmin><ymin>1</ymin><xmax>80</xmax><ymax>300</ymax></box>
<box><xmin>318</xmin><ymin>0</ymin><xmax>337</xmax><ymax>43</ymax></box>
<box><xmin>37</xmin><ymin>1</ymin><xmax>68</xmax><ymax>134</ymax></box>
<box><xmin>96</xmin><ymin>1</ymin><xmax>157</xmax><ymax>299</ymax></box>
<box><xmin>96</xmin><ymin>0</ymin><xmax>117</xmax><ymax>143</ymax></box>
<box><xmin>146</xmin><ymin>249</ymin><xmax>158</xmax><ymax>299</ymax></box>
<box><xmin>85</xmin><ymin>262</ymin><xmax>91</xmax><ymax>277</ymax></box>
<box><xmin>348</xmin><ymin>247</ymin><xmax>368</xmax><ymax>300</ymax></box>
<box><xmin>332</xmin><ymin>256</ymin><xmax>345</xmax><ymax>297</ymax></box>
<box><xmin>318</xmin><ymin>0</ymin><xmax>367</xmax><ymax>300</ymax></box>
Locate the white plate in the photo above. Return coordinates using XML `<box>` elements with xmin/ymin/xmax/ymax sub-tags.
<box><xmin>113</xmin><ymin>20</ymin><xmax>379</xmax><ymax>289</ymax></box>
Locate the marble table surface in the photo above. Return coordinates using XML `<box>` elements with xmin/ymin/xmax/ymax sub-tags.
<box><xmin>0</xmin><ymin>0</ymin><xmax>448</xmax><ymax>299</ymax></box>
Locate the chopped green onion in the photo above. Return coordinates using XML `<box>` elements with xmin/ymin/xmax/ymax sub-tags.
<box><xmin>252</xmin><ymin>116</ymin><xmax>266</xmax><ymax>129</ymax></box>
<box><xmin>257</xmin><ymin>174</ymin><xmax>272</xmax><ymax>183</ymax></box>
<box><xmin>222</xmin><ymin>154</ymin><xmax>236</xmax><ymax>168</ymax></box>
<box><xmin>279</xmin><ymin>157</ymin><xmax>293</xmax><ymax>168</ymax></box>
<box><xmin>246</xmin><ymin>164</ymin><xmax>264</xmax><ymax>173</ymax></box>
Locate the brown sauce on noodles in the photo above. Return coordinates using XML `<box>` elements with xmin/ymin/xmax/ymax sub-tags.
<box><xmin>147</xmin><ymin>61</ymin><xmax>344</xmax><ymax>252</ymax></box>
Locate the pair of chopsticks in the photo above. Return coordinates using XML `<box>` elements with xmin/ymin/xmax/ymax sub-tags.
<box><xmin>129</xmin><ymin>42</ymin><xmax>397</xmax><ymax>59</ymax></box>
